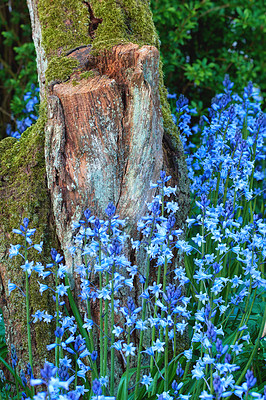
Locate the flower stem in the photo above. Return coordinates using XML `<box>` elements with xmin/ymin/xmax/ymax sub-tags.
<box><xmin>14</xmin><ymin>367</ymin><xmax>20</xmax><ymax>399</ymax></box>
<box><xmin>125</xmin><ymin>326</ymin><xmax>131</xmax><ymax>397</ymax></box>
<box><xmin>134</xmin><ymin>242</ymin><xmax>152</xmax><ymax>397</ymax></box>
<box><xmin>110</xmin><ymin>262</ymin><xmax>115</xmax><ymax>396</ymax></box>
<box><xmin>55</xmin><ymin>271</ymin><xmax>60</xmax><ymax>370</ymax></box>
<box><xmin>103</xmin><ymin>271</ymin><xmax>109</xmax><ymax>378</ymax></box>
<box><xmin>164</xmin><ymin>324</ymin><xmax>169</xmax><ymax>391</ymax></box>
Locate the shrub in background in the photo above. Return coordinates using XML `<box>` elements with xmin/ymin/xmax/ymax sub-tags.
<box><xmin>0</xmin><ymin>0</ymin><xmax>37</xmax><ymax>140</ymax></box>
<box><xmin>6</xmin><ymin>84</ymin><xmax>39</xmax><ymax>139</ymax></box>
<box><xmin>151</xmin><ymin>0</ymin><xmax>265</xmax><ymax>113</ymax></box>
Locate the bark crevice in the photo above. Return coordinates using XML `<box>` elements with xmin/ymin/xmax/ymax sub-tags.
<box><xmin>82</xmin><ymin>1</ymin><xmax>103</xmax><ymax>39</ymax></box>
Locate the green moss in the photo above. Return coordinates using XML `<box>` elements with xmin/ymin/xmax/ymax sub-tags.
<box><xmin>0</xmin><ymin>106</ymin><xmax>57</xmax><ymax>365</ymax></box>
<box><xmin>38</xmin><ymin>0</ymin><xmax>90</xmax><ymax>84</ymax></box>
<box><xmin>158</xmin><ymin>61</ymin><xmax>181</xmax><ymax>147</ymax></box>
<box><xmin>38</xmin><ymin>0</ymin><xmax>90</xmax><ymax>56</ymax></box>
<box><xmin>119</xmin><ymin>0</ymin><xmax>159</xmax><ymax>47</ymax></box>
<box><xmin>46</xmin><ymin>56</ymin><xmax>79</xmax><ymax>84</ymax></box>
<box><xmin>90</xmin><ymin>0</ymin><xmax>159</xmax><ymax>51</ymax></box>
<box><xmin>80</xmin><ymin>70</ymin><xmax>95</xmax><ymax>80</ymax></box>
<box><xmin>71</xmin><ymin>70</ymin><xmax>96</xmax><ymax>85</ymax></box>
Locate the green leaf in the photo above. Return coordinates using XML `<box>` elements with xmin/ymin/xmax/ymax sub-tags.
<box><xmin>0</xmin><ymin>356</ymin><xmax>32</xmax><ymax>397</ymax></box>
<box><xmin>64</xmin><ymin>275</ymin><xmax>98</xmax><ymax>378</ymax></box>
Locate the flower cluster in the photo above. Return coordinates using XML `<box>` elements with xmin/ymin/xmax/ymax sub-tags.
<box><xmin>6</xmin><ymin>84</ymin><xmax>39</xmax><ymax>139</ymax></box>
<box><xmin>3</xmin><ymin>78</ymin><xmax>265</xmax><ymax>399</ymax></box>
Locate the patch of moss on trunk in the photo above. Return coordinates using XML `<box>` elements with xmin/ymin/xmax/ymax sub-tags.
<box><xmin>45</xmin><ymin>56</ymin><xmax>80</xmax><ymax>84</ymax></box>
<box><xmin>38</xmin><ymin>0</ymin><xmax>91</xmax><ymax>56</ymax></box>
<box><xmin>0</xmin><ymin>108</ymin><xmax>57</xmax><ymax>369</ymax></box>
<box><xmin>90</xmin><ymin>0</ymin><xmax>159</xmax><ymax>50</ymax></box>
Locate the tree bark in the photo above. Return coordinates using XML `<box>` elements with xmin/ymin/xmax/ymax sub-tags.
<box><xmin>0</xmin><ymin>0</ymin><xmax>189</xmax><ymax>376</ymax></box>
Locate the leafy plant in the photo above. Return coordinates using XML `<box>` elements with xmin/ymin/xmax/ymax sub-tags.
<box><xmin>1</xmin><ymin>79</ymin><xmax>265</xmax><ymax>399</ymax></box>
<box><xmin>151</xmin><ymin>0</ymin><xmax>266</xmax><ymax>112</ymax></box>
<box><xmin>0</xmin><ymin>0</ymin><xmax>38</xmax><ymax>140</ymax></box>
<box><xmin>6</xmin><ymin>84</ymin><xmax>39</xmax><ymax>139</ymax></box>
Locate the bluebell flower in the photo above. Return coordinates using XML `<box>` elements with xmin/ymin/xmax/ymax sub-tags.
<box><xmin>99</xmin><ymin>376</ymin><xmax>109</xmax><ymax>387</ymax></box>
<box><xmin>76</xmin><ymin>359</ymin><xmax>91</xmax><ymax>380</ymax></box>
<box><xmin>176</xmin><ymin>94</ymin><xmax>189</xmax><ymax>112</ymax></box>
<box><xmin>20</xmin><ymin>370</ymin><xmax>27</xmax><ymax>386</ymax></box>
<box><xmin>122</xmin><ymin>342</ymin><xmax>136</xmax><ymax>357</ymax></box>
<box><xmin>38</xmin><ymin>283</ymin><xmax>49</xmax><ymax>294</ymax></box>
<box><xmin>152</xmin><ymin>339</ymin><xmax>165</xmax><ymax>353</ymax></box>
<box><xmin>105</xmin><ymin>202</ymin><xmax>116</xmax><ymax>217</ymax></box>
<box><xmin>167</xmin><ymin>92</ymin><xmax>177</xmax><ymax>99</ymax></box>
<box><xmin>9</xmin><ymin>244</ymin><xmax>21</xmax><ymax>258</ymax></box>
<box><xmin>51</xmin><ymin>248</ymin><xmax>63</xmax><ymax>263</ymax></box>
<box><xmin>74</xmin><ymin>335</ymin><xmax>86</xmax><ymax>353</ymax></box>
<box><xmin>141</xmin><ymin>347</ymin><xmax>154</xmax><ymax>357</ymax></box>
<box><xmin>10</xmin><ymin>344</ymin><xmax>17</xmax><ymax>368</ymax></box>
<box><xmin>82</xmin><ymin>315</ymin><xmax>94</xmax><ymax>331</ymax></box>
<box><xmin>184</xmin><ymin>348</ymin><xmax>192</xmax><ymax>360</ymax></box>
<box><xmin>42</xmin><ymin>312</ymin><xmax>53</xmax><ymax>323</ymax></box>
<box><xmin>90</xmin><ymin>350</ymin><xmax>98</xmax><ymax>361</ymax></box>
<box><xmin>199</xmin><ymin>391</ymin><xmax>214</xmax><ymax>399</ymax></box>
<box><xmin>141</xmin><ymin>373</ymin><xmax>153</xmax><ymax>389</ymax></box>
<box><xmin>54</xmin><ymin>326</ymin><xmax>64</xmax><ymax>338</ymax></box>
<box><xmin>32</xmin><ymin>310</ymin><xmax>45</xmax><ymax>323</ymax></box>
<box><xmin>223</xmin><ymin>75</ymin><xmax>234</xmax><ymax>91</ymax></box>
<box><xmin>92</xmin><ymin>379</ymin><xmax>102</xmax><ymax>395</ymax></box>
<box><xmin>33</xmin><ymin>241</ymin><xmax>43</xmax><ymax>253</ymax></box>
<box><xmin>245</xmin><ymin>369</ymin><xmax>257</xmax><ymax>389</ymax></box>
<box><xmin>157</xmin><ymin>392</ymin><xmax>174</xmax><ymax>399</ymax></box>
<box><xmin>56</xmin><ymin>284</ymin><xmax>69</xmax><ymax>297</ymax></box>
<box><xmin>8</xmin><ymin>280</ymin><xmax>17</xmax><ymax>295</ymax></box>
<box><xmin>176</xmin><ymin>362</ymin><xmax>184</xmax><ymax>378</ymax></box>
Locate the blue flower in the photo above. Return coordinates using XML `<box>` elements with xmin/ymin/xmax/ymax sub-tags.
<box><xmin>20</xmin><ymin>260</ymin><xmax>34</xmax><ymax>276</ymax></box>
<box><xmin>105</xmin><ymin>202</ymin><xmax>116</xmax><ymax>217</ymax></box>
<box><xmin>10</xmin><ymin>344</ymin><xmax>18</xmax><ymax>368</ymax></box>
<box><xmin>51</xmin><ymin>248</ymin><xmax>63</xmax><ymax>263</ymax></box>
<box><xmin>33</xmin><ymin>241</ymin><xmax>43</xmax><ymax>253</ymax></box>
<box><xmin>9</xmin><ymin>244</ymin><xmax>21</xmax><ymax>258</ymax></box>
<box><xmin>8</xmin><ymin>280</ymin><xmax>17</xmax><ymax>295</ymax></box>
<box><xmin>199</xmin><ymin>391</ymin><xmax>214</xmax><ymax>399</ymax></box>
<box><xmin>92</xmin><ymin>379</ymin><xmax>102</xmax><ymax>395</ymax></box>
<box><xmin>141</xmin><ymin>373</ymin><xmax>153</xmax><ymax>389</ymax></box>
<box><xmin>56</xmin><ymin>284</ymin><xmax>69</xmax><ymax>297</ymax></box>
<box><xmin>122</xmin><ymin>342</ymin><xmax>136</xmax><ymax>357</ymax></box>
<box><xmin>152</xmin><ymin>339</ymin><xmax>165</xmax><ymax>353</ymax></box>
<box><xmin>191</xmin><ymin>363</ymin><xmax>204</xmax><ymax>380</ymax></box>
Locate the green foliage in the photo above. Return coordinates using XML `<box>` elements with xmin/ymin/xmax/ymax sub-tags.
<box><xmin>151</xmin><ymin>0</ymin><xmax>266</xmax><ymax>109</ymax></box>
<box><xmin>0</xmin><ymin>0</ymin><xmax>38</xmax><ymax>140</ymax></box>
<box><xmin>0</xmin><ymin>310</ymin><xmax>7</xmax><ymax>361</ymax></box>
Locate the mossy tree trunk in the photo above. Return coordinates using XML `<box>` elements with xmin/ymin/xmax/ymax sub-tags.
<box><xmin>0</xmin><ymin>0</ymin><xmax>189</xmax><ymax>378</ymax></box>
